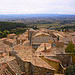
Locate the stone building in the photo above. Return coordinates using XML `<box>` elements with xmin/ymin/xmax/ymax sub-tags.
<box><xmin>10</xmin><ymin>44</ymin><xmax>56</xmax><ymax>75</ymax></box>
<box><xmin>7</xmin><ymin>33</ymin><xmax>16</xmax><ymax>39</ymax></box>
<box><xmin>3</xmin><ymin>38</ymin><xmax>16</xmax><ymax>47</ymax></box>
<box><xmin>17</xmin><ymin>33</ymin><xmax>28</xmax><ymax>44</ymax></box>
<box><xmin>0</xmin><ymin>28</ymin><xmax>75</xmax><ymax>75</ymax></box>
<box><xmin>31</xmin><ymin>32</ymin><xmax>57</xmax><ymax>49</ymax></box>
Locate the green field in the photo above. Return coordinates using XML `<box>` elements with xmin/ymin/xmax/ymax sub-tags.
<box><xmin>27</xmin><ymin>21</ymin><xmax>75</xmax><ymax>30</ymax></box>
<box><xmin>28</xmin><ymin>22</ymin><xmax>60</xmax><ymax>28</ymax></box>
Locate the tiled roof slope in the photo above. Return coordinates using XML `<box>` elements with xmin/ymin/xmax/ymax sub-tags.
<box><xmin>14</xmin><ymin>45</ymin><xmax>55</xmax><ymax>71</ymax></box>
<box><xmin>31</xmin><ymin>56</ymin><xmax>55</xmax><ymax>71</ymax></box>
<box><xmin>36</xmin><ymin>43</ymin><xmax>52</xmax><ymax>53</ymax></box>
<box><xmin>0</xmin><ymin>42</ymin><xmax>11</xmax><ymax>52</ymax></box>
<box><xmin>7</xmin><ymin>59</ymin><xmax>23</xmax><ymax>75</ymax></box>
<box><xmin>0</xmin><ymin>63</ymin><xmax>12</xmax><ymax>75</ymax></box>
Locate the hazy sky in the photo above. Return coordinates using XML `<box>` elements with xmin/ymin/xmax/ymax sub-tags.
<box><xmin>0</xmin><ymin>0</ymin><xmax>75</xmax><ymax>14</ymax></box>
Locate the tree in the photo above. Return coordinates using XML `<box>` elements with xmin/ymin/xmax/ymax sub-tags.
<box><xmin>65</xmin><ymin>64</ymin><xmax>75</xmax><ymax>75</ymax></box>
<box><xmin>4</xmin><ymin>30</ymin><xmax>9</xmax><ymax>34</ymax></box>
<box><xmin>2</xmin><ymin>30</ymin><xmax>9</xmax><ymax>37</ymax></box>
<box><xmin>0</xmin><ymin>31</ymin><xmax>2</xmax><ymax>38</ymax></box>
<box><xmin>65</xmin><ymin>42</ymin><xmax>75</xmax><ymax>53</ymax></box>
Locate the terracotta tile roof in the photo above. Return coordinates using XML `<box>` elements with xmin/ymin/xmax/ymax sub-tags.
<box><xmin>31</xmin><ymin>56</ymin><xmax>55</xmax><ymax>71</ymax></box>
<box><xmin>0</xmin><ymin>55</ymin><xmax>15</xmax><ymax>64</ymax></box>
<box><xmin>35</xmin><ymin>42</ymin><xmax>65</xmax><ymax>56</ymax></box>
<box><xmin>59</xmin><ymin>36</ymin><xmax>74</xmax><ymax>44</ymax></box>
<box><xmin>50</xmin><ymin>33</ymin><xmax>57</xmax><ymax>38</ymax></box>
<box><xmin>53</xmin><ymin>32</ymin><xmax>66</xmax><ymax>37</ymax></box>
<box><xmin>18</xmin><ymin>34</ymin><xmax>28</xmax><ymax>40</ymax></box>
<box><xmin>23</xmin><ymin>40</ymin><xmax>29</xmax><ymax>45</ymax></box>
<box><xmin>49</xmin><ymin>30</ymin><xmax>55</xmax><ymax>32</ymax></box>
<box><xmin>17</xmin><ymin>54</ymin><xmax>55</xmax><ymax>70</ymax></box>
<box><xmin>34</xmin><ymin>43</ymin><xmax>56</xmax><ymax>56</ymax></box>
<box><xmin>0</xmin><ymin>42</ymin><xmax>11</xmax><ymax>52</ymax></box>
<box><xmin>54</xmin><ymin>74</ymin><xmax>65</xmax><ymax>75</ymax></box>
<box><xmin>69</xmin><ymin>32</ymin><xmax>75</xmax><ymax>36</ymax></box>
<box><xmin>13</xmin><ymin>44</ymin><xmax>33</xmax><ymax>61</ymax></box>
<box><xmin>5</xmin><ymin>38</ymin><xmax>16</xmax><ymax>43</ymax></box>
<box><xmin>0</xmin><ymin>38</ymin><xmax>6</xmax><ymax>41</ymax></box>
<box><xmin>39</xmin><ymin>28</ymin><xmax>45</xmax><ymax>31</ymax></box>
<box><xmin>7</xmin><ymin>59</ymin><xmax>22</xmax><ymax>74</ymax></box>
<box><xmin>34</xmin><ymin>30</ymin><xmax>39</xmax><ymax>33</ymax></box>
<box><xmin>0</xmin><ymin>63</ymin><xmax>12</xmax><ymax>75</ymax></box>
<box><xmin>29</xmin><ymin>28</ymin><xmax>35</xmax><ymax>31</ymax></box>
<box><xmin>34</xmin><ymin>32</ymin><xmax>49</xmax><ymax>37</ymax></box>
<box><xmin>45</xmin><ymin>56</ymin><xmax>62</xmax><ymax>63</ymax></box>
<box><xmin>13</xmin><ymin>44</ymin><xmax>32</xmax><ymax>50</ymax></box>
<box><xmin>14</xmin><ymin>45</ymin><xmax>55</xmax><ymax>70</ymax></box>
<box><xmin>36</xmin><ymin>43</ymin><xmax>52</xmax><ymax>53</ymax></box>
<box><xmin>7</xmin><ymin>33</ymin><xmax>16</xmax><ymax>36</ymax></box>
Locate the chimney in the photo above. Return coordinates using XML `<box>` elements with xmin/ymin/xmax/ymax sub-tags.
<box><xmin>44</xmin><ymin>43</ymin><xmax>46</xmax><ymax>52</ymax></box>
<box><xmin>29</xmin><ymin>33</ymin><xmax>32</xmax><ymax>46</ymax></box>
<box><xmin>28</xmin><ymin>28</ymin><xmax>30</xmax><ymax>40</ymax></box>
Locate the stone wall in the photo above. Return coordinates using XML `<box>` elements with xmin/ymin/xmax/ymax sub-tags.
<box><xmin>40</xmin><ymin>56</ymin><xmax>62</xmax><ymax>74</ymax></box>
<box><xmin>32</xmin><ymin>37</ymin><xmax>53</xmax><ymax>43</ymax></box>
<box><xmin>3</xmin><ymin>40</ymin><xmax>13</xmax><ymax>47</ymax></box>
<box><xmin>52</xmin><ymin>54</ymin><xmax>75</xmax><ymax>67</ymax></box>
<box><xmin>32</xmin><ymin>44</ymin><xmax>40</xmax><ymax>50</ymax></box>
<box><xmin>30</xmin><ymin>64</ymin><xmax>54</xmax><ymax>75</ymax></box>
<box><xmin>10</xmin><ymin>52</ymin><xmax>55</xmax><ymax>75</ymax></box>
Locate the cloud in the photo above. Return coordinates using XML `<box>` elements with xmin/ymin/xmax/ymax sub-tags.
<box><xmin>0</xmin><ymin>0</ymin><xmax>75</xmax><ymax>14</ymax></box>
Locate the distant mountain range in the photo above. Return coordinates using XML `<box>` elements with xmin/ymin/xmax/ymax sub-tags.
<box><xmin>0</xmin><ymin>14</ymin><xmax>75</xmax><ymax>21</ymax></box>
